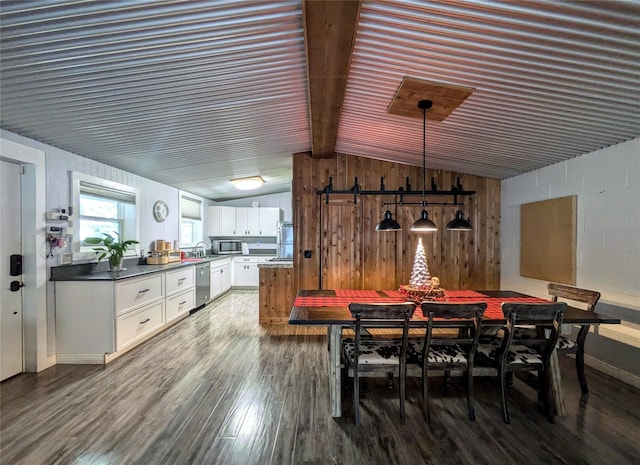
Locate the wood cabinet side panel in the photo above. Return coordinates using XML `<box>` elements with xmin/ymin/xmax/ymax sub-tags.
<box><xmin>55</xmin><ymin>281</ymin><xmax>115</xmax><ymax>354</ymax></box>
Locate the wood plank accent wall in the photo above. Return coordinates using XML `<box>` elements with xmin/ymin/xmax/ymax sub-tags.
<box><xmin>292</xmin><ymin>152</ymin><xmax>501</xmax><ymax>292</ymax></box>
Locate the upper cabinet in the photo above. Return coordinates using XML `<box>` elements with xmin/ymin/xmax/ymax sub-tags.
<box><xmin>207</xmin><ymin>206</ymin><xmax>236</xmax><ymax>236</ymax></box>
<box><xmin>235</xmin><ymin>207</ymin><xmax>260</xmax><ymax>236</ymax></box>
<box><xmin>258</xmin><ymin>208</ymin><xmax>280</xmax><ymax>236</ymax></box>
<box><xmin>207</xmin><ymin>206</ymin><xmax>281</xmax><ymax>237</ymax></box>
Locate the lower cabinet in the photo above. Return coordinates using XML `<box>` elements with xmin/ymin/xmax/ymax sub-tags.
<box><xmin>210</xmin><ymin>258</ymin><xmax>232</xmax><ymax>300</ymax></box>
<box><xmin>55</xmin><ymin>265</ymin><xmax>197</xmax><ymax>364</ymax></box>
<box><xmin>116</xmin><ymin>300</ymin><xmax>164</xmax><ymax>351</ymax></box>
<box><xmin>233</xmin><ymin>257</ymin><xmax>270</xmax><ymax>287</ymax></box>
<box><xmin>166</xmin><ymin>288</ymin><xmax>195</xmax><ymax>323</ymax></box>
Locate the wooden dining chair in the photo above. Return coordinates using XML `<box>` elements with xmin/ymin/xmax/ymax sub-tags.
<box><xmin>341</xmin><ymin>302</ymin><xmax>416</xmax><ymax>425</ymax></box>
<box><xmin>409</xmin><ymin>302</ymin><xmax>487</xmax><ymax>423</ymax></box>
<box><xmin>513</xmin><ymin>283</ymin><xmax>601</xmax><ymax>394</ymax></box>
<box><xmin>548</xmin><ymin>283</ymin><xmax>601</xmax><ymax>394</ymax></box>
<box><xmin>476</xmin><ymin>302</ymin><xmax>566</xmax><ymax>424</ymax></box>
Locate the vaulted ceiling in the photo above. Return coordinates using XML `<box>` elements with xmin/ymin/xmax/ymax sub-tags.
<box><xmin>1</xmin><ymin>1</ymin><xmax>639</xmax><ymax>201</ymax></box>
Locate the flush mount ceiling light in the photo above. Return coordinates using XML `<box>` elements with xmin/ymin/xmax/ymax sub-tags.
<box><xmin>410</xmin><ymin>100</ymin><xmax>438</xmax><ymax>232</ymax></box>
<box><xmin>231</xmin><ymin>176</ymin><xmax>264</xmax><ymax>190</ymax></box>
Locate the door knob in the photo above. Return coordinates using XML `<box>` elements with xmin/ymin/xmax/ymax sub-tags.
<box><xmin>9</xmin><ymin>281</ymin><xmax>24</xmax><ymax>292</ymax></box>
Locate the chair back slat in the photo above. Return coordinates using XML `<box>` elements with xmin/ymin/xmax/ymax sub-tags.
<box><xmin>349</xmin><ymin>302</ymin><xmax>415</xmax><ymax>320</ymax></box>
<box><xmin>500</xmin><ymin>302</ymin><xmax>566</xmax><ymax>358</ymax></box>
<box><xmin>547</xmin><ymin>283</ymin><xmax>600</xmax><ymax>310</ymax></box>
<box><xmin>420</xmin><ymin>301</ymin><xmax>487</xmax><ymax>355</ymax></box>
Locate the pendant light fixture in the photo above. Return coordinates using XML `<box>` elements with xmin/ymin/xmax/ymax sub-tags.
<box><xmin>410</xmin><ymin>100</ymin><xmax>438</xmax><ymax>232</ymax></box>
<box><xmin>375</xmin><ymin>210</ymin><xmax>402</xmax><ymax>231</ymax></box>
<box><xmin>446</xmin><ymin>210</ymin><xmax>473</xmax><ymax>230</ymax></box>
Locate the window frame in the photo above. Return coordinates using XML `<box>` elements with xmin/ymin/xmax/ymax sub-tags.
<box><xmin>179</xmin><ymin>191</ymin><xmax>204</xmax><ymax>248</ymax></box>
<box><xmin>70</xmin><ymin>171</ymin><xmax>140</xmax><ymax>259</ymax></box>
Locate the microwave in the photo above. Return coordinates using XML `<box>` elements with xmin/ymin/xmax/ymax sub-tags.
<box><xmin>212</xmin><ymin>240</ymin><xmax>243</xmax><ymax>255</ymax></box>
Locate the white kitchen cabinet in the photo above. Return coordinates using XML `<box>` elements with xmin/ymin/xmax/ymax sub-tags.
<box><xmin>235</xmin><ymin>207</ymin><xmax>260</xmax><ymax>236</ymax></box>
<box><xmin>233</xmin><ymin>256</ymin><xmax>270</xmax><ymax>287</ymax></box>
<box><xmin>209</xmin><ymin>206</ymin><xmax>281</xmax><ymax>237</ymax></box>
<box><xmin>207</xmin><ymin>206</ymin><xmax>236</xmax><ymax>236</ymax></box>
<box><xmin>55</xmin><ymin>265</ymin><xmax>197</xmax><ymax>364</ymax></box>
<box><xmin>165</xmin><ymin>266</ymin><xmax>195</xmax><ymax>296</ymax></box>
<box><xmin>258</xmin><ymin>207</ymin><xmax>281</xmax><ymax>236</ymax></box>
<box><xmin>116</xmin><ymin>300</ymin><xmax>165</xmax><ymax>351</ymax></box>
<box><xmin>166</xmin><ymin>288</ymin><xmax>195</xmax><ymax>324</ymax></box>
<box><xmin>210</xmin><ymin>258</ymin><xmax>232</xmax><ymax>300</ymax></box>
<box><xmin>233</xmin><ymin>257</ymin><xmax>260</xmax><ymax>286</ymax></box>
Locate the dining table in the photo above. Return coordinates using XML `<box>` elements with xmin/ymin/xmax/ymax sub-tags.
<box><xmin>288</xmin><ymin>289</ymin><xmax>621</xmax><ymax>418</ymax></box>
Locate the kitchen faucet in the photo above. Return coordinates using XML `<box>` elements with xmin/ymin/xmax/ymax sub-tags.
<box><xmin>193</xmin><ymin>241</ymin><xmax>210</xmax><ymax>258</ymax></box>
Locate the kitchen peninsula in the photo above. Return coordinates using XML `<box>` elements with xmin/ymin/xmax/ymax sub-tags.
<box><xmin>258</xmin><ymin>259</ymin><xmax>294</xmax><ymax>325</ymax></box>
<box><xmin>50</xmin><ymin>255</ymin><xmax>232</xmax><ymax>364</ymax></box>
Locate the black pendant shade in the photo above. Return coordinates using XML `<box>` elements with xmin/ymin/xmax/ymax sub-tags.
<box><xmin>375</xmin><ymin>210</ymin><xmax>402</xmax><ymax>231</ymax></box>
<box><xmin>446</xmin><ymin>210</ymin><xmax>473</xmax><ymax>230</ymax></box>
<box><xmin>410</xmin><ymin>209</ymin><xmax>438</xmax><ymax>232</ymax></box>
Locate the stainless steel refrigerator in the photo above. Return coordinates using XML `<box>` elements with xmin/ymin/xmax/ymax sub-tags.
<box><xmin>277</xmin><ymin>221</ymin><xmax>293</xmax><ymax>259</ymax></box>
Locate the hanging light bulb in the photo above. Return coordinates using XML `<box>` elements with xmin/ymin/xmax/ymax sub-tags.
<box><xmin>376</xmin><ymin>210</ymin><xmax>402</xmax><ymax>231</ymax></box>
<box><xmin>411</xmin><ymin>99</ymin><xmax>437</xmax><ymax>232</ymax></box>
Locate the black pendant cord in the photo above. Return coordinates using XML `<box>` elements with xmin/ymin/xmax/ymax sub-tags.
<box><xmin>418</xmin><ymin>99</ymin><xmax>433</xmax><ymax>208</ymax></box>
<box><xmin>422</xmin><ymin>102</ymin><xmax>426</xmax><ymax>207</ymax></box>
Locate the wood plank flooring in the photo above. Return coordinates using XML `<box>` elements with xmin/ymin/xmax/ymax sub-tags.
<box><xmin>1</xmin><ymin>290</ymin><xmax>639</xmax><ymax>465</ymax></box>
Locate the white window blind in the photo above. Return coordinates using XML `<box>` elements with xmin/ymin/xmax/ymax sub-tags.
<box><xmin>181</xmin><ymin>196</ymin><xmax>202</xmax><ymax>220</ymax></box>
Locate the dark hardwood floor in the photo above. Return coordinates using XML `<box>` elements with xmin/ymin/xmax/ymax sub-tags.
<box><xmin>1</xmin><ymin>290</ymin><xmax>639</xmax><ymax>465</ymax></box>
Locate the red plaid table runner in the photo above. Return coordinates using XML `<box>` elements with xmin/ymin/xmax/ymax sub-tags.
<box><xmin>383</xmin><ymin>289</ymin><xmax>489</xmax><ymax>299</ymax></box>
<box><xmin>294</xmin><ymin>295</ymin><xmax>406</xmax><ymax>306</ymax></box>
<box><xmin>335</xmin><ymin>289</ymin><xmax>381</xmax><ymax>298</ymax></box>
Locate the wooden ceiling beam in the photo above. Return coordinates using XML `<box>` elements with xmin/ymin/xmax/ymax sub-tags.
<box><xmin>303</xmin><ymin>0</ymin><xmax>361</xmax><ymax>158</ymax></box>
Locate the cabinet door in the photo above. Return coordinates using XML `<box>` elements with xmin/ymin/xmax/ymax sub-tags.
<box><xmin>235</xmin><ymin>207</ymin><xmax>260</xmax><ymax>236</ymax></box>
<box><xmin>166</xmin><ymin>288</ymin><xmax>194</xmax><ymax>323</ymax></box>
<box><xmin>235</xmin><ymin>208</ymin><xmax>248</xmax><ymax>236</ymax></box>
<box><xmin>233</xmin><ymin>262</ymin><xmax>247</xmax><ymax>286</ymax></box>
<box><xmin>166</xmin><ymin>266</ymin><xmax>194</xmax><ymax>296</ymax></box>
<box><xmin>219</xmin><ymin>206</ymin><xmax>236</xmax><ymax>236</ymax></box>
<box><xmin>206</xmin><ymin>206</ymin><xmax>221</xmax><ymax>236</ymax></box>
<box><xmin>221</xmin><ymin>264</ymin><xmax>232</xmax><ymax>291</ymax></box>
<box><xmin>210</xmin><ymin>266</ymin><xmax>222</xmax><ymax>298</ymax></box>
<box><xmin>259</xmin><ymin>208</ymin><xmax>281</xmax><ymax>236</ymax></box>
<box><xmin>246</xmin><ymin>263</ymin><xmax>259</xmax><ymax>286</ymax></box>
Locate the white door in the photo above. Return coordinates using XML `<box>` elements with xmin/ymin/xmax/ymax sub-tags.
<box><xmin>1</xmin><ymin>160</ymin><xmax>23</xmax><ymax>380</ymax></box>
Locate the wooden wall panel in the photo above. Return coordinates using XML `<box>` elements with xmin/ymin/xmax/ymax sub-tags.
<box><xmin>292</xmin><ymin>152</ymin><xmax>501</xmax><ymax>292</ymax></box>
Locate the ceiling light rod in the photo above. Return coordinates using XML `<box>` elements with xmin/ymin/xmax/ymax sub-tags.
<box><xmin>410</xmin><ymin>100</ymin><xmax>437</xmax><ymax>231</ymax></box>
<box><xmin>381</xmin><ymin>201</ymin><xmax>465</xmax><ymax>207</ymax></box>
<box><xmin>317</xmin><ymin>175</ymin><xmax>475</xmax><ymax>205</ymax></box>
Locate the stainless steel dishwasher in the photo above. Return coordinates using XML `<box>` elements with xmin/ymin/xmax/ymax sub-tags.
<box><xmin>194</xmin><ymin>262</ymin><xmax>210</xmax><ymax>309</ymax></box>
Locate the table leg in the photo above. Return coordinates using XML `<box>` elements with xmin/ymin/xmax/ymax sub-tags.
<box><xmin>549</xmin><ymin>350</ymin><xmax>566</xmax><ymax>416</ymax></box>
<box><xmin>328</xmin><ymin>324</ymin><xmax>342</xmax><ymax>417</ymax></box>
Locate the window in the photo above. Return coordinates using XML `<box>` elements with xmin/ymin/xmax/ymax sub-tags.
<box><xmin>71</xmin><ymin>172</ymin><xmax>140</xmax><ymax>256</ymax></box>
<box><xmin>180</xmin><ymin>193</ymin><xmax>203</xmax><ymax>247</ymax></box>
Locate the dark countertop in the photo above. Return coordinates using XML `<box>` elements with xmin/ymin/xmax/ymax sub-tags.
<box><xmin>258</xmin><ymin>260</ymin><xmax>293</xmax><ymax>269</ymax></box>
<box><xmin>50</xmin><ymin>255</ymin><xmax>243</xmax><ymax>282</ymax></box>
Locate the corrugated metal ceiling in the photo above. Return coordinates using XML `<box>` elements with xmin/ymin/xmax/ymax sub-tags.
<box><xmin>1</xmin><ymin>1</ymin><xmax>638</xmax><ymax>200</ymax></box>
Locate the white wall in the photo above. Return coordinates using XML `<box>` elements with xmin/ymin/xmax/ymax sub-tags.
<box><xmin>501</xmin><ymin>138</ymin><xmax>640</xmax><ymax>383</ymax></box>
<box><xmin>0</xmin><ymin>129</ymin><xmax>202</xmax><ymax>363</ymax></box>
<box><xmin>501</xmin><ymin>137</ymin><xmax>639</xmax><ymax>308</ymax></box>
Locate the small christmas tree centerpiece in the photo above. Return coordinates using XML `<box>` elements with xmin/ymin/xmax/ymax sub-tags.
<box><xmin>399</xmin><ymin>238</ymin><xmax>446</xmax><ymax>302</ymax></box>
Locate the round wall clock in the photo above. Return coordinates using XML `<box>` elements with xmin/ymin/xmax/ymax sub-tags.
<box><xmin>153</xmin><ymin>200</ymin><xmax>169</xmax><ymax>222</ymax></box>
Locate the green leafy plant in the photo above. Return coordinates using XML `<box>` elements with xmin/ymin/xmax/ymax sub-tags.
<box><xmin>84</xmin><ymin>232</ymin><xmax>139</xmax><ymax>268</ymax></box>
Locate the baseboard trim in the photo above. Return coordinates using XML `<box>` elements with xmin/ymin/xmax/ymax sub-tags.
<box><xmin>583</xmin><ymin>354</ymin><xmax>640</xmax><ymax>389</ymax></box>
<box><xmin>56</xmin><ymin>353</ymin><xmax>106</xmax><ymax>364</ymax></box>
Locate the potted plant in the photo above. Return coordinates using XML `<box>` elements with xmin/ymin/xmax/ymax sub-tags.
<box><xmin>84</xmin><ymin>232</ymin><xmax>139</xmax><ymax>271</ymax></box>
